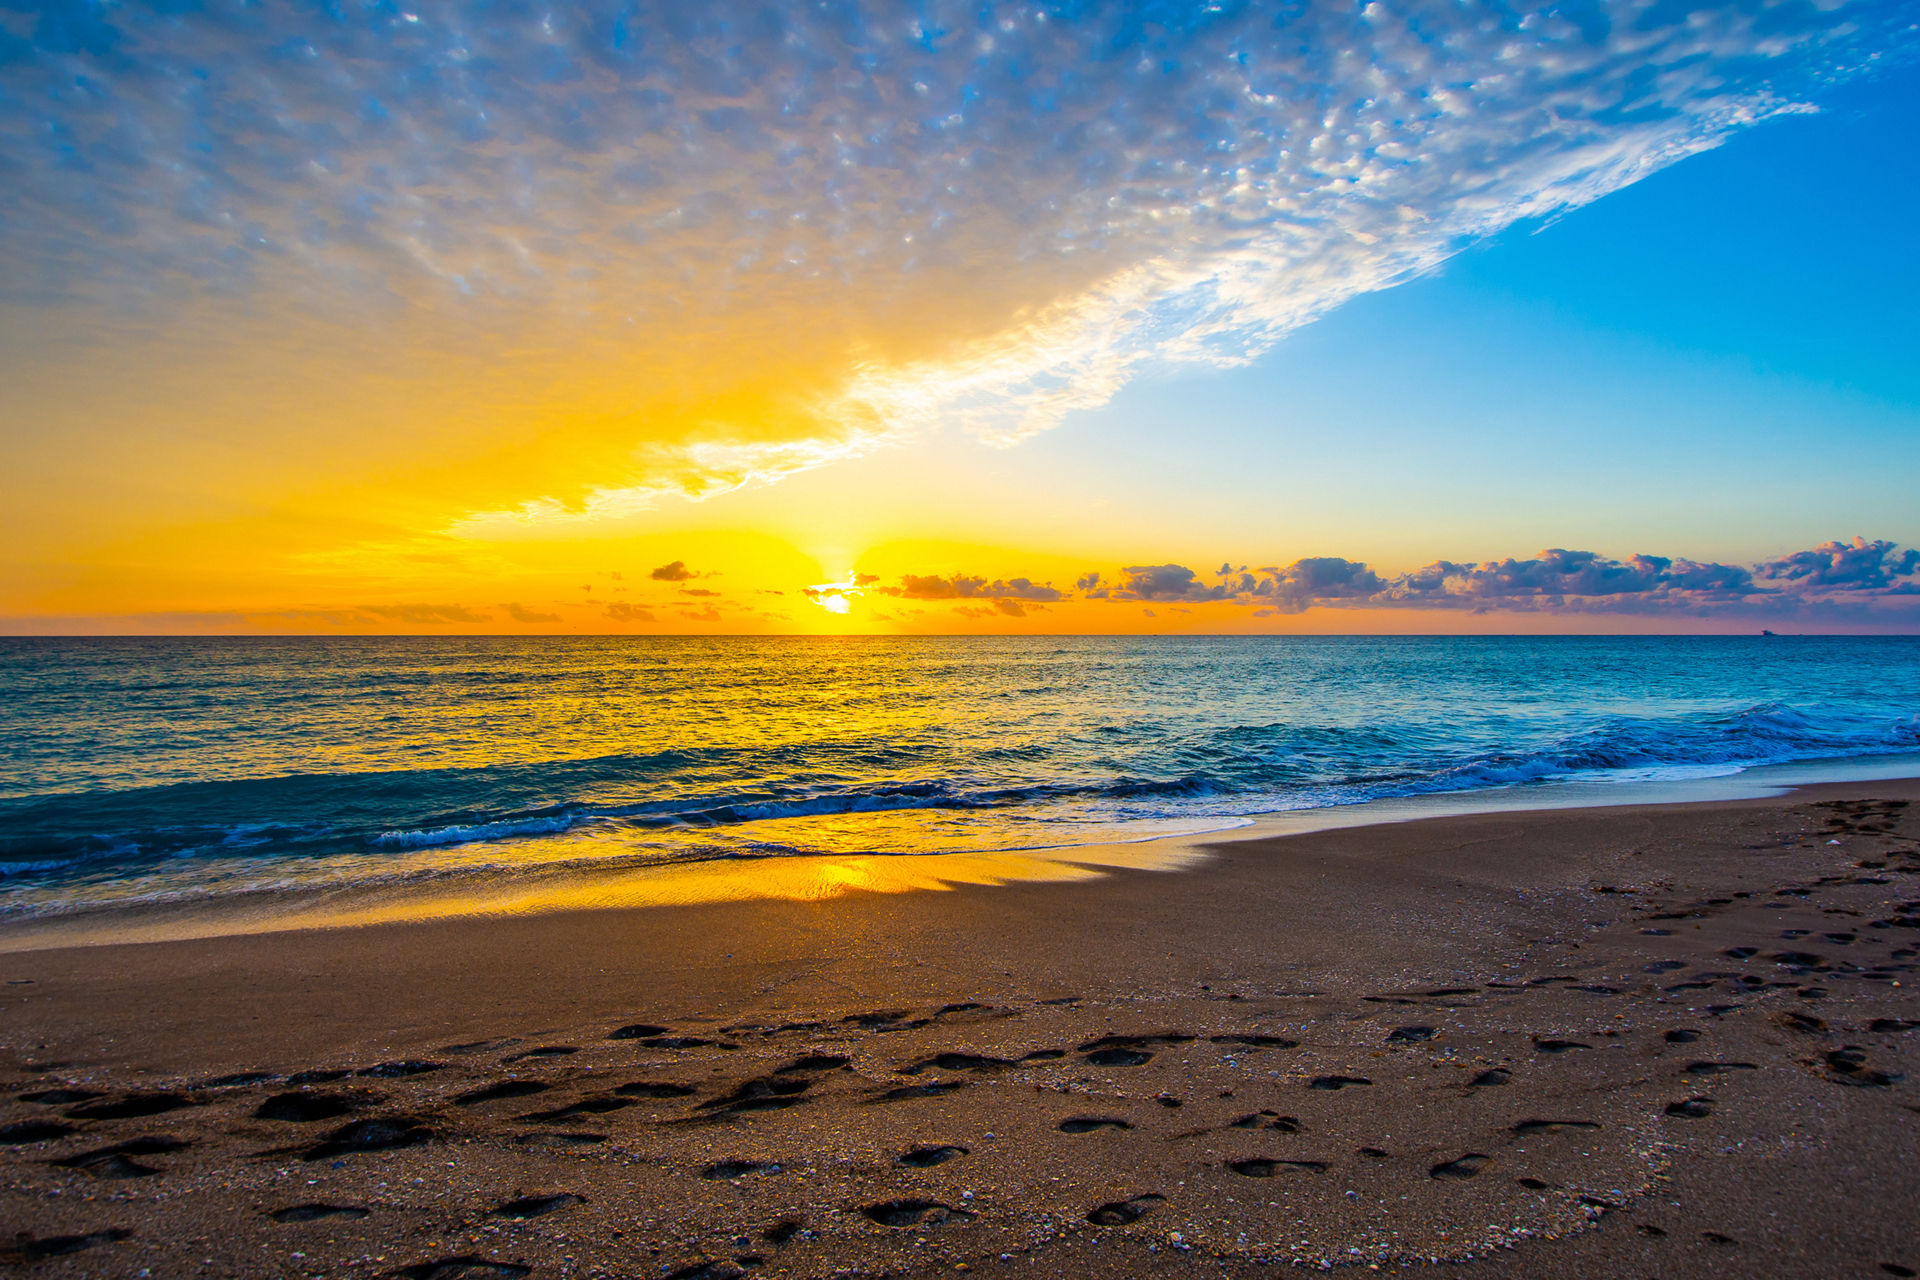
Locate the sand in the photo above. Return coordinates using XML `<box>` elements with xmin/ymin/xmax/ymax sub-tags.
<box><xmin>2</xmin><ymin>780</ymin><xmax>1918</xmax><ymax>1279</ymax></box>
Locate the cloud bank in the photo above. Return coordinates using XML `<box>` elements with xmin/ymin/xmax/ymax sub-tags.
<box><xmin>890</xmin><ymin>538</ymin><xmax>1920</xmax><ymax>623</ymax></box>
<box><xmin>4</xmin><ymin>0</ymin><xmax>1907</xmax><ymax>531</ymax></box>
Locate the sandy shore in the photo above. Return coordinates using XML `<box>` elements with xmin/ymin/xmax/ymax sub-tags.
<box><xmin>2</xmin><ymin>780</ymin><xmax>1918</xmax><ymax>1278</ymax></box>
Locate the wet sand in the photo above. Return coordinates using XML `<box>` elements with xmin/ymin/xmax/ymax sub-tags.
<box><xmin>2</xmin><ymin>780</ymin><xmax>1918</xmax><ymax>1278</ymax></box>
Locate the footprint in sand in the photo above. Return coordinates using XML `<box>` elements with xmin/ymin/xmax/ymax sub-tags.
<box><xmin>523</xmin><ymin>1096</ymin><xmax>636</xmax><ymax>1121</ymax></box>
<box><xmin>1078</xmin><ymin>1033</ymin><xmax>1192</xmax><ymax>1067</ymax></box>
<box><xmin>502</xmin><ymin>1046</ymin><xmax>577</xmax><ymax>1062</ymax></box>
<box><xmin>1531</xmin><ymin>1039</ymin><xmax>1590</xmax><ymax>1054</ymax></box>
<box><xmin>455</xmin><ymin>1081</ymin><xmax>550</xmax><ymax>1106</ymax></box>
<box><xmin>514</xmin><ymin>1131</ymin><xmax>606</xmax><ymax>1147</ymax></box>
<box><xmin>397</xmin><ymin>1259</ymin><xmax>531</xmax><ymax>1279</ymax></box>
<box><xmin>899</xmin><ymin>1144</ymin><xmax>968</xmax><ymax>1168</ymax></box>
<box><xmin>697</xmin><ymin>1078</ymin><xmax>810</xmax><ymax>1114</ymax></box>
<box><xmin>869</xmin><ymin>1081</ymin><xmax>966</xmax><ymax>1103</ymax></box>
<box><xmin>701</xmin><ymin>1160</ymin><xmax>780</xmax><ymax>1179</ymax></box>
<box><xmin>0</xmin><ymin>1120</ymin><xmax>75</xmax><ymax>1143</ymax></box>
<box><xmin>286</xmin><ymin>1069</ymin><xmax>352</xmax><ymax>1085</ymax></box>
<box><xmin>1229</xmin><ymin>1158</ymin><xmax>1327</xmax><ymax>1177</ymax></box>
<box><xmin>301</xmin><ymin>1116</ymin><xmax>434</xmax><ymax>1161</ymax></box>
<box><xmin>256</xmin><ymin>1091</ymin><xmax>366</xmax><ymax>1122</ymax></box>
<box><xmin>900</xmin><ymin>1052</ymin><xmax>1016</xmax><ymax>1074</ymax></box>
<box><xmin>64</xmin><ymin>1092</ymin><xmax>194</xmax><ymax>1120</ymax></box>
<box><xmin>492</xmin><ymin>1193</ymin><xmax>586</xmax><ymax>1218</ymax></box>
<box><xmin>613</xmin><ymin>1081</ymin><xmax>697</xmax><ymax>1098</ymax></box>
<box><xmin>16</xmin><ymin>1089</ymin><xmax>103</xmax><ymax>1105</ymax></box>
<box><xmin>1085</xmin><ymin>1047</ymin><xmax>1153</xmax><ymax>1066</ymax></box>
<box><xmin>0</xmin><ymin>1230</ymin><xmax>130</xmax><ymax>1263</ymax></box>
<box><xmin>54</xmin><ymin>1137</ymin><xmax>190</xmax><ymax>1180</ymax></box>
<box><xmin>1510</xmin><ymin>1119</ymin><xmax>1599</xmax><ymax>1136</ymax></box>
<box><xmin>268</xmin><ymin>1203</ymin><xmax>369</xmax><ymax>1223</ymax></box>
<box><xmin>1087</xmin><ymin>1192</ymin><xmax>1164</xmax><ymax>1225</ymax></box>
<box><xmin>1058</xmin><ymin>1116</ymin><xmax>1132</xmax><ymax>1134</ymax></box>
<box><xmin>1429</xmin><ymin>1153</ymin><xmax>1491</xmax><ymax>1180</ymax></box>
<box><xmin>607</xmin><ymin>1023</ymin><xmax>669</xmax><ymax>1039</ymax></box>
<box><xmin>354</xmin><ymin>1060</ymin><xmax>445</xmax><ymax>1079</ymax></box>
<box><xmin>860</xmin><ymin>1199</ymin><xmax>976</xmax><ymax>1227</ymax></box>
<box><xmin>662</xmin><ymin>1261</ymin><xmax>759</xmax><ymax>1280</ymax></box>
<box><xmin>1823</xmin><ymin>1048</ymin><xmax>1898</xmax><ymax>1086</ymax></box>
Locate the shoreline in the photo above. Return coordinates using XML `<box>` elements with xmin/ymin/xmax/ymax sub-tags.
<box><xmin>4</xmin><ymin>751</ymin><xmax>1917</xmax><ymax>954</ymax></box>
<box><xmin>2</xmin><ymin>778</ymin><xmax>1917</xmax><ymax>1276</ymax></box>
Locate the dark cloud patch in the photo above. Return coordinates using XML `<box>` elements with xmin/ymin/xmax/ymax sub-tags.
<box><xmin>884</xmin><ymin>574</ymin><xmax>1064</xmax><ymax>602</ymax></box>
<box><xmin>1377</xmin><ymin>550</ymin><xmax>1759</xmax><ymax>606</ymax></box>
<box><xmin>1757</xmin><ymin>537</ymin><xmax>1920</xmax><ymax>593</ymax></box>
<box><xmin>680</xmin><ymin>587</ymin><xmax>720</xmax><ymax>597</ymax></box>
<box><xmin>1109</xmin><ymin>564</ymin><xmax>1236</xmax><ymax>602</ymax></box>
<box><xmin>503</xmin><ymin>602</ymin><xmax>561</xmax><ymax>623</ymax></box>
<box><xmin>1102</xmin><ymin>538</ymin><xmax>1919</xmax><ymax>621</ymax></box>
<box><xmin>359</xmin><ymin>603</ymin><xmax>492</xmax><ymax>624</ymax></box>
<box><xmin>1250</xmin><ymin>558</ymin><xmax>1388</xmax><ymax>614</ymax></box>
<box><xmin>650</xmin><ymin>561</ymin><xmax>695</xmax><ymax>582</ymax></box>
<box><xmin>604</xmin><ymin>602</ymin><xmax>657</xmax><ymax>623</ymax></box>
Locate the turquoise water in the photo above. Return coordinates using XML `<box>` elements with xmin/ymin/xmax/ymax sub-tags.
<box><xmin>1</xmin><ymin>635</ymin><xmax>1916</xmax><ymax>916</ymax></box>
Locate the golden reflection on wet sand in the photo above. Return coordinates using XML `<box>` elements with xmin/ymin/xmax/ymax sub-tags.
<box><xmin>0</xmin><ymin>838</ymin><xmax>1214</xmax><ymax>953</ymax></box>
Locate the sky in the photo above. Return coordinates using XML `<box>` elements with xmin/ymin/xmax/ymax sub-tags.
<box><xmin>2</xmin><ymin>0</ymin><xmax>1918</xmax><ymax>635</ymax></box>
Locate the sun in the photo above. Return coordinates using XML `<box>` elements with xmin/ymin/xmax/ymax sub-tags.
<box><xmin>806</xmin><ymin>572</ymin><xmax>866</xmax><ymax>614</ymax></box>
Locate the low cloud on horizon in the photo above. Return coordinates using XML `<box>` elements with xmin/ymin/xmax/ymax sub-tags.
<box><xmin>896</xmin><ymin>537</ymin><xmax>1920</xmax><ymax>623</ymax></box>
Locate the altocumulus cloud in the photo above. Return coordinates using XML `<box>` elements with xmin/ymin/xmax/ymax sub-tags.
<box><xmin>4</xmin><ymin>1</ymin><xmax>1908</xmax><ymax>530</ymax></box>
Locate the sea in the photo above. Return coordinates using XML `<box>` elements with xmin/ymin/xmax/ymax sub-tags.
<box><xmin>2</xmin><ymin>635</ymin><xmax>1917</xmax><ymax>922</ymax></box>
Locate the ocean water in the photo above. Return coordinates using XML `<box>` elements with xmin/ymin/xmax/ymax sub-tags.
<box><xmin>1</xmin><ymin>635</ymin><xmax>1917</xmax><ymax>919</ymax></box>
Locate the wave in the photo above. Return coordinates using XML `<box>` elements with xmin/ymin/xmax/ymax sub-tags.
<box><xmin>7</xmin><ymin>698</ymin><xmax>1910</xmax><ymax>879</ymax></box>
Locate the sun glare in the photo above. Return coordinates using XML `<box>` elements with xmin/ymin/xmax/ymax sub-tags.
<box><xmin>806</xmin><ymin>572</ymin><xmax>866</xmax><ymax>615</ymax></box>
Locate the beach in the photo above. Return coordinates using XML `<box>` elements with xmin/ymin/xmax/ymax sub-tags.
<box><xmin>2</xmin><ymin>778</ymin><xmax>1917</xmax><ymax>1278</ymax></box>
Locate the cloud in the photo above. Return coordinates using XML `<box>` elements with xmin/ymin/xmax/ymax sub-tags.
<box><xmin>357</xmin><ymin>603</ymin><xmax>492</xmax><ymax>624</ymax></box>
<box><xmin>1089</xmin><ymin>538</ymin><xmax>1920</xmax><ymax>621</ymax></box>
<box><xmin>5</xmin><ymin>0</ymin><xmax>1904</xmax><ymax>542</ymax></box>
<box><xmin>603</xmin><ymin>602</ymin><xmax>657</xmax><ymax>623</ymax></box>
<box><xmin>678</xmin><ymin>604</ymin><xmax>723</xmax><ymax>622</ymax></box>
<box><xmin>649</xmin><ymin>561</ymin><xmax>695</xmax><ymax>582</ymax></box>
<box><xmin>1249</xmin><ymin>558</ymin><xmax>1390</xmax><ymax>614</ymax></box>
<box><xmin>1108</xmin><ymin>564</ymin><xmax>1237</xmax><ymax>603</ymax></box>
<box><xmin>680</xmin><ymin>587</ymin><xmax>721</xmax><ymax>598</ymax></box>
<box><xmin>1757</xmin><ymin>537</ymin><xmax>1920</xmax><ymax>592</ymax></box>
<box><xmin>883</xmin><ymin>573</ymin><xmax>1065</xmax><ymax>602</ymax></box>
<box><xmin>503</xmin><ymin>602</ymin><xmax>561</xmax><ymax>623</ymax></box>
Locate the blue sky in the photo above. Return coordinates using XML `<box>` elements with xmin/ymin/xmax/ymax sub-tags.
<box><xmin>1016</xmin><ymin>51</ymin><xmax>1920</xmax><ymax>565</ymax></box>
